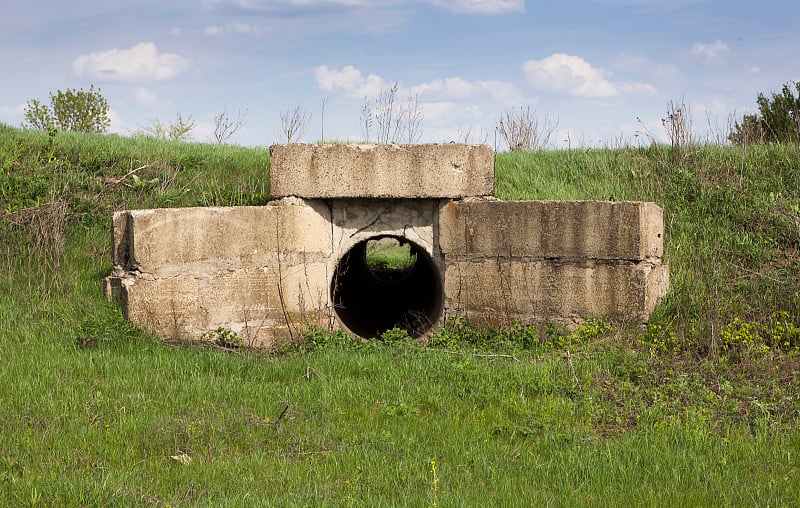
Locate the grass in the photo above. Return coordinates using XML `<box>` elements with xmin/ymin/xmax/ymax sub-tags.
<box><xmin>1</xmin><ymin>123</ymin><xmax>799</xmax><ymax>505</ymax></box>
<box><xmin>365</xmin><ymin>239</ymin><xmax>418</xmax><ymax>272</ymax></box>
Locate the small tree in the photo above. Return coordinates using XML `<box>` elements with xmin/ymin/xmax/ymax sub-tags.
<box><xmin>456</xmin><ymin>125</ymin><xmax>488</xmax><ymax>144</ymax></box>
<box><xmin>280</xmin><ymin>104</ymin><xmax>311</xmax><ymax>143</ymax></box>
<box><xmin>24</xmin><ymin>85</ymin><xmax>110</xmax><ymax>133</ymax></box>
<box><xmin>730</xmin><ymin>81</ymin><xmax>800</xmax><ymax>145</ymax></box>
<box><xmin>136</xmin><ymin>112</ymin><xmax>196</xmax><ymax>141</ymax></box>
<box><xmin>662</xmin><ymin>98</ymin><xmax>694</xmax><ymax>158</ymax></box>
<box><xmin>213</xmin><ymin>105</ymin><xmax>247</xmax><ymax>145</ymax></box>
<box><xmin>360</xmin><ymin>83</ymin><xmax>424</xmax><ymax>144</ymax></box>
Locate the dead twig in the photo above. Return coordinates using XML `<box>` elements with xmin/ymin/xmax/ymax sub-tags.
<box><xmin>274</xmin><ymin>405</ymin><xmax>289</xmax><ymax>427</ymax></box>
<box><xmin>427</xmin><ymin>348</ymin><xmax>520</xmax><ymax>362</ymax></box>
<box><xmin>566</xmin><ymin>349</ymin><xmax>582</xmax><ymax>392</ymax></box>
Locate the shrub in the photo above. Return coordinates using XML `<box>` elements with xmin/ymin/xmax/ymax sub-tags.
<box><xmin>135</xmin><ymin>112</ymin><xmax>197</xmax><ymax>141</ymax></box>
<box><xmin>730</xmin><ymin>81</ymin><xmax>800</xmax><ymax>145</ymax></box>
<box><xmin>24</xmin><ymin>85</ymin><xmax>110</xmax><ymax>133</ymax></box>
<box><xmin>497</xmin><ymin>106</ymin><xmax>558</xmax><ymax>152</ymax></box>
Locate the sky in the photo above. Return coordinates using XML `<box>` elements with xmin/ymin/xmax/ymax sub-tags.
<box><xmin>1</xmin><ymin>0</ymin><xmax>798</xmax><ymax>149</ymax></box>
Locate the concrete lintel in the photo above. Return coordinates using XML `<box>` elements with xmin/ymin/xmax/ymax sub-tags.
<box><xmin>269</xmin><ymin>143</ymin><xmax>494</xmax><ymax>199</ymax></box>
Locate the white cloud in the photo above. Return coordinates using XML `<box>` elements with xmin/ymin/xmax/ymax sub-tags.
<box><xmin>193</xmin><ymin>121</ymin><xmax>216</xmax><ymax>143</ymax></box>
<box><xmin>690</xmin><ymin>40</ymin><xmax>730</xmax><ymax>65</ymax></box>
<box><xmin>73</xmin><ymin>42</ymin><xmax>190</xmax><ymax>82</ymax></box>
<box><xmin>314</xmin><ymin>65</ymin><xmax>388</xmax><ymax>98</ymax></box>
<box><xmin>522</xmin><ymin>53</ymin><xmax>619</xmax><ymax>98</ymax></box>
<box><xmin>476</xmin><ymin>80</ymin><xmax>524</xmax><ymax>104</ymax></box>
<box><xmin>134</xmin><ymin>88</ymin><xmax>158</xmax><ymax>106</ymax></box>
<box><xmin>410</xmin><ymin>77</ymin><xmax>522</xmax><ymax>104</ymax></box>
<box><xmin>522</xmin><ymin>53</ymin><xmax>657</xmax><ymax>98</ymax></box>
<box><xmin>428</xmin><ymin>0</ymin><xmax>525</xmax><ymax>13</ymax></box>
<box><xmin>412</xmin><ymin>77</ymin><xmax>474</xmax><ymax>98</ymax></box>
<box><xmin>316</xmin><ymin>65</ymin><xmax>522</xmax><ymax>107</ymax></box>
<box><xmin>618</xmin><ymin>82</ymin><xmax>658</xmax><ymax>95</ymax></box>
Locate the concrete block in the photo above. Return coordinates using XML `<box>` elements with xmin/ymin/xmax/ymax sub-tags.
<box><xmin>440</xmin><ymin>199</ymin><xmax>663</xmax><ymax>261</ymax></box>
<box><xmin>115</xmin><ymin>198</ymin><xmax>332</xmax><ymax>275</ymax></box>
<box><xmin>104</xmin><ymin>198</ymin><xmax>335</xmax><ymax>348</ymax></box>
<box><xmin>270</xmin><ymin>143</ymin><xmax>494</xmax><ymax>199</ymax></box>
<box><xmin>107</xmin><ymin>261</ymin><xmax>333</xmax><ymax>347</ymax></box>
<box><xmin>443</xmin><ymin>258</ymin><xmax>667</xmax><ymax>326</ymax></box>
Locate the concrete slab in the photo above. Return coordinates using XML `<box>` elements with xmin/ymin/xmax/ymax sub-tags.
<box><xmin>439</xmin><ymin>199</ymin><xmax>668</xmax><ymax>325</ymax></box>
<box><xmin>269</xmin><ymin>143</ymin><xmax>494</xmax><ymax>199</ymax></box>
<box><xmin>440</xmin><ymin>199</ymin><xmax>663</xmax><ymax>261</ymax></box>
<box><xmin>112</xmin><ymin>198</ymin><xmax>332</xmax><ymax>274</ymax></box>
<box><xmin>443</xmin><ymin>258</ymin><xmax>669</xmax><ymax>327</ymax></box>
<box><xmin>105</xmin><ymin>198</ymin><xmax>335</xmax><ymax>347</ymax></box>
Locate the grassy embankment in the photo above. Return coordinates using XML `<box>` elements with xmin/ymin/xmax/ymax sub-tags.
<box><xmin>1</xmin><ymin>124</ymin><xmax>798</xmax><ymax>505</ymax></box>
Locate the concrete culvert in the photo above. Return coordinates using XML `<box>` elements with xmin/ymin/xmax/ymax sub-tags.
<box><xmin>331</xmin><ymin>236</ymin><xmax>443</xmax><ymax>339</ymax></box>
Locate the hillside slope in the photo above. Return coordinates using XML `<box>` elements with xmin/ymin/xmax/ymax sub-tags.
<box><xmin>1</xmin><ymin>124</ymin><xmax>799</xmax><ymax>505</ymax></box>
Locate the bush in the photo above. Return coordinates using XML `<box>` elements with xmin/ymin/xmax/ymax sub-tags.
<box><xmin>135</xmin><ymin>112</ymin><xmax>196</xmax><ymax>141</ymax></box>
<box><xmin>497</xmin><ymin>106</ymin><xmax>558</xmax><ymax>152</ymax></box>
<box><xmin>730</xmin><ymin>81</ymin><xmax>800</xmax><ymax>145</ymax></box>
<box><xmin>24</xmin><ymin>85</ymin><xmax>110</xmax><ymax>133</ymax></box>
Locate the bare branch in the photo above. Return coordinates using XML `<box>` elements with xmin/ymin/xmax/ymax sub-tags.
<box><xmin>404</xmin><ymin>92</ymin><xmax>424</xmax><ymax>144</ymax></box>
<box><xmin>457</xmin><ymin>125</ymin><xmax>488</xmax><ymax>144</ymax></box>
<box><xmin>214</xmin><ymin>105</ymin><xmax>247</xmax><ymax>145</ymax></box>
<box><xmin>280</xmin><ymin>104</ymin><xmax>311</xmax><ymax>143</ymax></box>
<box><xmin>497</xmin><ymin>106</ymin><xmax>558</xmax><ymax>152</ymax></box>
<box><xmin>360</xmin><ymin>96</ymin><xmax>373</xmax><ymax>143</ymax></box>
<box><xmin>375</xmin><ymin>82</ymin><xmax>400</xmax><ymax>144</ymax></box>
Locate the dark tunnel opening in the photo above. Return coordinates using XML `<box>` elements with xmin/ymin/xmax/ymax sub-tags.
<box><xmin>330</xmin><ymin>236</ymin><xmax>443</xmax><ymax>339</ymax></box>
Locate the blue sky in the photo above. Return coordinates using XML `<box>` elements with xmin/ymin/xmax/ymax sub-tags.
<box><xmin>1</xmin><ymin>0</ymin><xmax>798</xmax><ymax>148</ymax></box>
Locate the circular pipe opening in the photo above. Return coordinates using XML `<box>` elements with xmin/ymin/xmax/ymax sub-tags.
<box><xmin>330</xmin><ymin>236</ymin><xmax>443</xmax><ymax>339</ymax></box>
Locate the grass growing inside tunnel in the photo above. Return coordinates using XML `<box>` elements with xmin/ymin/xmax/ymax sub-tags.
<box><xmin>332</xmin><ymin>236</ymin><xmax>442</xmax><ymax>339</ymax></box>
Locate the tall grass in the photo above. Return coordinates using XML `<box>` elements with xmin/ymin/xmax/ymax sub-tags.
<box><xmin>1</xmin><ymin>123</ymin><xmax>799</xmax><ymax>505</ymax></box>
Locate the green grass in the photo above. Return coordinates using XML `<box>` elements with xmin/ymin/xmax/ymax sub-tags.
<box><xmin>1</xmin><ymin>124</ymin><xmax>799</xmax><ymax>505</ymax></box>
<box><xmin>365</xmin><ymin>240</ymin><xmax>418</xmax><ymax>272</ymax></box>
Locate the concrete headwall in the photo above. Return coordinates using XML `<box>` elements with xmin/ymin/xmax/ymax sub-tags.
<box><xmin>104</xmin><ymin>143</ymin><xmax>669</xmax><ymax>346</ymax></box>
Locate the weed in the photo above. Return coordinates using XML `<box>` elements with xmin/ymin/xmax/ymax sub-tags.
<box><xmin>380</xmin><ymin>327</ymin><xmax>412</xmax><ymax>342</ymax></box>
<box><xmin>429</xmin><ymin>459</ymin><xmax>439</xmax><ymax>508</ymax></box>
<box><xmin>200</xmin><ymin>327</ymin><xmax>243</xmax><ymax>349</ymax></box>
<box><xmin>497</xmin><ymin>106</ymin><xmax>558</xmax><ymax>152</ymax></box>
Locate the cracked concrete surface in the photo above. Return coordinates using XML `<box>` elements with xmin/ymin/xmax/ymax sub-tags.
<box><xmin>104</xmin><ymin>143</ymin><xmax>669</xmax><ymax>346</ymax></box>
